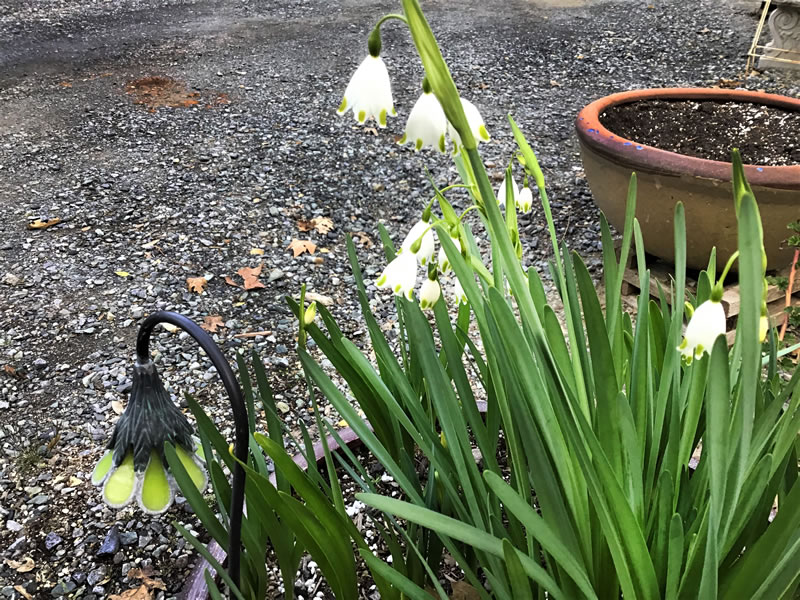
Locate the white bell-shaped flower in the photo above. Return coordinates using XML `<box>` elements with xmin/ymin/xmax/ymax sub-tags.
<box><xmin>337</xmin><ymin>55</ymin><xmax>395</xmax><ymax>127</ymax></box>
<box><xmin>497</xmin><ymin>174</ymin><xmax>520</xmax><ymax>208</ymax></box>
<box><xmin>452</xmin><ymin>277</ymin><xmax>468</xmax><ymax>305</ymax></box>
<box><xmin>400</xmin><ymin>91</ymin><xmax>447</xmax><ymax>152</ymax></box>
<box><xmin>376</xmin><ymin>251</ymin><xmax>418</xmax><ymax>300</ymax></box>
<box><xmin>447</xmin><ymin>98</ymin><xmax>490</xmax><ymax>154</ymax></box>
<box><xmin>518</xmin><ymin>185</ymin><xmax>534</xmax><ymax>213</ymax></box>
<box><xmin>401</xmin><ymin>220</ymin><xmax>435</xmax><ymax>266</ymax></box>
<box><xmin>419</xmin><ymin>278</ymin><xmax>441</xmax><ymax>310</ymax></box>
<box><xmin>678</xmin><ymin>299</ymin><xmax>726</xmax><ymax>362</ymax></box>
<box><xmin>438</xmin><ymin>235</ymin><xmax>463</xmax><ymax>273</ymax></box>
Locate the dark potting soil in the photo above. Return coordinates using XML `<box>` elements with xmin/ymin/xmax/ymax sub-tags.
<box><xmin>599</xmin><ymin>100</ymin><xmax>800</xmax><ymax>166</ymax></box>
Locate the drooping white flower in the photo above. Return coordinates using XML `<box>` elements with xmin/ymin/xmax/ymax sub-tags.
<box><xmin>337</xmin><ymin>55</ymin><xmax>395</xmax><ymax>127</ymax></box>
<box><xmin>438</xmin><ymin>235</ymin><xmax>463</xmax><ymax>273</ymax></box>
<box><xmin>518</xmin><ymin>185</ymin><xmax>534</xmax><ymax>213</ymax></box>
<box><xmin>401</xmin><ymin>220</ymin><xmax>435</xmax><ymax>266</ymax></box>
<box><xmin>400</xmin><ymin>91</ymin><xmax>447</xmax><ymax>152</ymax></box>
<box><xmin>452</xmin><ymin>277</ymin><xmax>468</xmax><ymax>305</ymax></box>
<box><xmin>419</xmin><ymin>278</ymin><xmax>441</xmax><ymax>310</ymax></box>
<box><xmin>376</xmin><ymin>251</ymin><xmax>417</xmax><ymax>299</ymax></box>
<box><xmin>678</xmin><ymin>299</ymin><xmax>726</xmax><ymax>362</ymax></box>
<box><xmin>497</xmin><ymin>174</ymin><xmax>520</xmax><ymax>208</ymax></box>
<box><xmin>447</xmin><ymin>98</ymin><xmax>490</xmax><ymax>154</ymax></box>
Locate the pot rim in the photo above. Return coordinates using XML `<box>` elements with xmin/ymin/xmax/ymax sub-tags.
<box><xmin>575</xmin><ymin>87</ymin><xmax>800</xmax><ymax>190</ymax></box>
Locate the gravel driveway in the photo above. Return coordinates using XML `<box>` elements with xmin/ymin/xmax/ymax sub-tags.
<box><xmin>0</xmin><ymin>0</ymin><xmax>797</xmax><ymax>597</ymax></box>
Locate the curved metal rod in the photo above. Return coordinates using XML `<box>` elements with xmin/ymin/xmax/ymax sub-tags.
<box><xmin>136</xmin><ymin>311</ymin><xmax>247</xmax><ymax>590</ymax></box>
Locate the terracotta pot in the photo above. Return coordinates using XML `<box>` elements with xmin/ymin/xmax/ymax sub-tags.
<box><xmin>181</xmin><ymin>402</ymin><xmax>489</xmax><ymax>599</ymax></box>
<box><xmin>576</xmin><ymin>88</ymin><xmax>800</xmax><ymax>271</ymax></box>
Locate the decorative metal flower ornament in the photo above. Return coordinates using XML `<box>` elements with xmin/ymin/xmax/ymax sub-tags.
<box><xmin>91</xmin><ymin>358</ymin><xmax>207</xmax><ymax>514</ymax></box>
<box><xmin>91</xmin><ymin>311</ymin><xmax>249</xmax><ymax>589</ymax></box>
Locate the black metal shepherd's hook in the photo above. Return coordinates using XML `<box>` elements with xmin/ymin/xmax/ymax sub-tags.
<box><xmin>136</xmin><ymin>311</ymin><xmax>248</xmax><ymax>590</ymax></box>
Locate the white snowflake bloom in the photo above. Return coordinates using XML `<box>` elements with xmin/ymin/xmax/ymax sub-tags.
<box><xmin>399</xmin><ymin>91</ymin><xmax>447</xmax><ymax>152</ymax></box>
<box><xmin>438</xmin><ymin>235</ymin><xmax>463</xmax><ymax>273</ymax></box>
<box><xmin>337</xmin><ymin>55</ymin><xmax>395</xmax><ymax>127</ymax></box>
<box><xmin>518</xmin><ymin>185</ymin><xmax>534</xmax><ymax>213</ymax></box>
<box><xmin>419</xmin><ymin>278</ymin><xmax>441</xmax><ymax>310</ymax></box>
<box><xmin>677</xmin><ymin>299</ymin><xmax>726</xmax><ymax>362</ymax></box>
<box><xmin>447</xmin><ymin>98</ymin><xmax>490</xmax><ymax>154</ymax></box>
<box><xmin>452</xmin><ymin>277</ymin><xmax>468</xmax><ymax>305</ymax></box>
<box><xmin>401</xmin><ymin>220</ymin><xmax>435</xmax><ymax>266</ymax></box>
<box><xmin>376</xmin><ymin>251</ymin><xmax>418</xmax><ymax>299</ymax></box>
<box><xmin>497</xmin><ymin>174</ymin><xmax>520</xmax><ymax>208</ymax></box>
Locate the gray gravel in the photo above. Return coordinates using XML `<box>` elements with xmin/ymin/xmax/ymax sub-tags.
<box><xmin>0</xmin><ymin>0</ymin><xmax>798</xmax><ymax>597</ymax></box>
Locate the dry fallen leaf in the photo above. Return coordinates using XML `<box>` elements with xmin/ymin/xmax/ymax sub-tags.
<box><xmin>27</xmin><ymin>218</ymin><xmax>61</xmax><ymax>230</ymax></box>
<box><xmin>237</xmin><ymin>264</ymin><xmax>265</xmax><ymax>290</ymax></box>
<box><xmin>288</xmin><ymin>238</ymin><xmax>317</xmax><ymax>257</ymax></box>
<box><xmin>305</xmin><ymin>292</ymin><xmax>333</xmax><ymax>306</ymax></box>
<box><xmin>353</xmin><ymin>231</ymin><xmax>374</xmax><ymax>248</ymax></box>
<box><xmin>3</xmin><ymin>365</ymin><xmax>25</xmax><ymax>380</ymax></box>
<box><xmin>109</xmin><ymin>585</ymin><xmax>152</xmax><ymax>600</ymax></box>
<box><xmin>224</xmin><ymin>275</ymin><xmax>240</xmax><ymax>288</ymax></box>
<box><xmin>450</xmin><ymin>581</ymin><xmax>482</xmax><ymax>600</ymax></box>
<box><xmin>128</xmin><ymin>566</ymin><xmax>167</xmax><ymax>591</ymax></box>
<box><xmin>200</xmin><ymin>315</ymin><xmax>225</xmax><ymax>333</ymax></box>
<box><xmin>111</xmin><ymin>400</ymin><xmax>124</xmax><ymax>415</ymax></box>
<box><xmin>5</xmin><ymin>557</ymin><xmax>35</xmax><ymax>573</ymax></box>
<box><xmin>233</xmin><ymin>330</ymin><xmax>273</xmax><ymax>338</ymax></box>
<box><xmin>313</xmin><ymin>216</ymin><xmax>334</xmax><ymax>235</ymax></box>
<box><xmin>249</xmin><ymin>248</ymin><xmax>264</xmax><ymax>255</ymax></box>
<box><xmin>296</xmin><ymin>219</ymin><xmax>314</xmax><ymax>232</ymax></box>
<box><xmin>115</xmin><ymin>271</ymin><xmax>131</xmax><ymax>278</ymax></box>
<box><xmin>13</xmin><ymin>585</ymin><xmax>32</xmax><ymax>600</ymax></box>
<box><xmin>186</xmin><ymin>277</ymin><xmax>208</xmax><ymax>294</ymax></box>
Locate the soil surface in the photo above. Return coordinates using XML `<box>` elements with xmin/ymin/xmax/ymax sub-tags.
<box><xmin>0</xmin><ymin>0</ymin><xmax>799</xmax><ymax>598</ymax></box>
<box><xmin>600</xmin><ymin>99</ymin><xmax>800</xmax><ymax>166</ymax></box>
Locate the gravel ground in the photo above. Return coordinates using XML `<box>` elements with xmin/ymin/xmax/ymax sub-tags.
<box><xmin>0</xmin><ymin>0</ymin><xmax>797</xmax><ymax>597</ymax></box>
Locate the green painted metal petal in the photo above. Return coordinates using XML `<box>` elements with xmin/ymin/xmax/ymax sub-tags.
<box><xmin>139</xmin><ymin>451</ymin><xmax>173</xmax><ymax>514</ymax></box>
<box><xmin>91</xmin><ymin>450</ymin><xmax>113</xmax><ymax>486</ymax></box>
<box><xmin>176</xmin><ymin>445</ymin><xmax>207</xmax><ymax>491</ymax></box>
<box><xmin>103</xmin><ymin>453</ymin><xmax>136</xmax><ymax>507</ymax></box>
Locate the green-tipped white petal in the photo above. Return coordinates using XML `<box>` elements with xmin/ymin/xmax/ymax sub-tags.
<box><xmin>452</xmin><ymin>277</ymin><xmax>468</xmax><ymax>305</ymax></box>
<box><xmin>139</xmin><ymin>452</ymin><xmax>173</xmax><ymax>514</ymax></box>
<box><xmin>376</xmin><ymin>251</ymin><xmax>418</xmax><ymax>300</ymax></box>
<box><xmin>497</xmin><ymin>174</ymin><xmax>520</xmax><ymax>208</ymax></box>
<box><xmin>678</xmin><ymin>299</ymin><xmax>726</xmax><ymax>362</ymax></box>
<box><xmin>419</xmin><ymin>278</ymin><xmax>441</xmax><ymax>310</ymax></box>
<box><xmin>337</xmin><ymin>55</ymin><xmax>394</xmax><ymax>128</ymax></box>
<box><xmin>102</xmin><ymin>453</ymin><xmax>137</xmax><ymax>508</ymax></box>
<box><xmin>92</xmin><ymin>450</ymin><xmax>114</xmax><ymax>486</ymax></box>
<box><xmin>401</xmin><ymin>220</ymin><xmax>435</xmax><ymax>266</ymax></box>
<box><xmin>518</xmin><ymin>186</ymin><xmax>534</xmax><ymax>213</ymax></box>
<box><xmin>447</xmin><ymin>98</ymin><xmax>490</xmax><ymax>155</ymax></box>
<box><xmin>401</xmin><ymin>92</ymin><xmax>447</xmax><ymax>152</ymax></box>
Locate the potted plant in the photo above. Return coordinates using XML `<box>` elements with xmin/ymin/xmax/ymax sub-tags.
<box><xmin>576</xmin><ymin>88</ymin><xmax>800</xmax><ymax>270</ymax></box>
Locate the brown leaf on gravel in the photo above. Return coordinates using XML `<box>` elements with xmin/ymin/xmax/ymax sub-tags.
<box><xmin>352</xmin><ymin>231</ymin><xmax>374</xmax><ymax>248</ymax></box>
<box><xmin>127</xmin><ymin>566</ymin><xmax>167</xmax><ymax>591</ymax></box>
<box><xmin>200</xmin><ymin>315</ymin><xmax>225</xmax><ymax>333</ymax></box>
<box><xmin>186</xmin><ymin>277</ymin><xmax>208</xmax><ymax>294</ymax></box>
<box><xmin>27</xmin><ymin>218</ymin><xmax>61</xmax><ymax>230</ymax></box>
<box><xmin>450</xmin><ymin>581</ymin><xmax>482</xmax><ymax>600</ymax></box>
<box><xmin>109</xmin><ymin>585</ymin><xmax>152</xmax><ymax>600</ymax></box>
<box><xmin>5</xmin><ymin>557</ymin><xmax>35</xmax><ymax>573</ymax></box>
<box><xmin>3</xmin><ymin>365</ymin><xmax>25</xmax><ymax>380</ymax></box>
<box><xmin>313</xmin><ymin>216</ymin><xmax>334</xmax><ymax>235</ymax></box>
<box><xmin>296</xmin><ymin>219</ymin><xmax>314</xmax><ymax>232</ymax></box>
<box><xmin>224</xmin><ymin>275</ymin><xmax>240</xmax><ymax>288</ymax></box>
<box><xmin>237</xmin><ymin>264</ymin><xmax>265</xmax><ymax>290</ymax></box>
<box><xmin>13</xmin><ymin>586</ymin><xmax>32</xmax><ymax>600</ymax></box>
<box><xmin>288</xmin><ymin>239</ymin><xmax>316</xmax><ymax>257</ymax></box>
